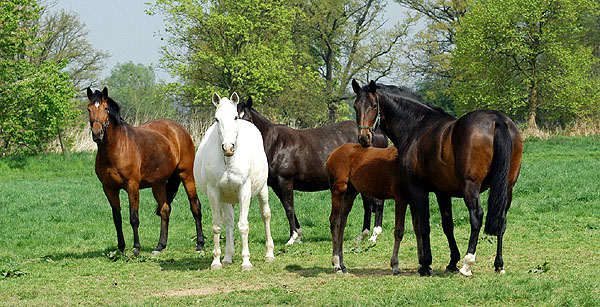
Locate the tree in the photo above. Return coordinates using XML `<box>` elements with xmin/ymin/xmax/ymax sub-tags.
<box><xmin>104</xmin><ymin>62</ymin><xmax>176</xmax><ymax>123</ymax></box>
<box><xmin>451</xmin><ymin>0</ymin><xmax>600</xmax><ymax>129</ymax></box>
<box><xmin>31</xmin><ymin>7</ymin><xmax>110</xmax><ymax>89</ymax></box>
<box><xmin>303</xmin><ymin>0</ymin><xmax>408</xmax><ymax>121</ymax></box>
<box><xmin>0</xmin><ymin>0</ymin><xmax>77</xmax><ymax>155</ymax></box>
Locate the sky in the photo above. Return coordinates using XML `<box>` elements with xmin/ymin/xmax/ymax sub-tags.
<box><xmin>50</xmin><ymin>0</ymin><xmax>408</xmax><ymax>84</ymax></box>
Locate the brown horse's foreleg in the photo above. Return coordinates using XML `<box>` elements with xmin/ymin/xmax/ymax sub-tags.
<box><xmin>390</xmin><ymin>198</ymin><xmax>407</xmax><ymax>275</ymax></box>
<box><xmin>336</xmin><ymin>186</ymin><xmax>358</xmax><ymax>273</ymax></box>
<box><xmin>126</xmin><ymin>184</ymin><xmax>141</xmax><ymax>256</ymax></box>
<box><xmin>103</xmin><ymin>185</ymin><xmax>125</xmax><ymax>252</ymax></box>
<box><xmin>408</xmin><ymin>185</ymin><xmax>433</xmax><ymax>276</ymax></box>
<box><xmin>152</xmin><ymin>184</ymin><xmax>170</xmax><ymax>254</ymax></box>
<box><xmin>435</xmin><ymin>192</ymin><xmax>460</xmax><ymax>272</ymax></box>
<box><xmin>460</xmin><ymin>180</ymin><xmax>483</xmax><ymax>276</ymax></box>
<box><xmin>179</xmin><ymin>172</ymin><xmax>205</xmax><ymax>251</ymax></box>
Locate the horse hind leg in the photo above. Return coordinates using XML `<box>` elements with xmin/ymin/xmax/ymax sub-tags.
<box><xmin>369</xmin><ymin>198</ymin><xmax>384</xmax><ymax>243</ymax></box>
<box><xmin>356</xmin><ymin>195</ymin><xmax>373</xmax><ymax>241</ymax></box>
<box><xmin>274</xmin><ymin>177</ymin><xmax>301</xmax><ymax>246</ymax></box>
<box><xmin>460</xmin><ymin>180</ymin><xmax>484</xmax><ymax>276</ymax></box>
<box><xmin>494</xmin><ymin>185</ymin><xmax>513</xmax><ymax>274</ymax></box>
<box><xmin>152</xmin><ymin>183</ymin><xmax>171</xmax><ymax>255</ymax></box>
<box><xmin>258</xmin><ymin>185</ymin><xmax>275</xmax><ymax>262</ymax></box>
<box><xmin>178</xmin><ymin>171</ymin><xmax>205</xmax><ymax>251</ymax></box>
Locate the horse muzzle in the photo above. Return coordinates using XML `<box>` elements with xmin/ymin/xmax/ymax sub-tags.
<box><xmin>358</xmin><ymin>131</ymin><xmax>372</xmax><ymax>147</ymax></box>
<box><xmin>91</xmin><ymin>129</ymin><xmax>104</xmax><ymax>143</ymax></box>
<box><xmin>222</xmin><ymin>143</ymin><xmax>235</xmax><ymax>157</ymax></box>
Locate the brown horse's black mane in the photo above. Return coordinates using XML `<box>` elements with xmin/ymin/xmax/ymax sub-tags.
<box><xmin>89</xmin><ymin>89</ymin><xmax>125</xmax><ymax>125</ymax></box>
<box><xmin>373</xmin><ymin>84</ymin><xmax>451</xmax><ymax>119</ymax></box>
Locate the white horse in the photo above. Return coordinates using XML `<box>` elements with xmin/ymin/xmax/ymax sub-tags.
<box><xmin>194</xmin><ymin>92</ymin><xmax>275</xmax><ymax>271</ymax></box>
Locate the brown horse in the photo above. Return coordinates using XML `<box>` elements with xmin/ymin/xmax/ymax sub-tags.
<box><xmin>237</xmin><ymin>98</ymin><xmax>389</xmax><ymax>245</ymax></box>
<box><xmin>86</xmin><ymin>87</ymin><xmax>204</xmax><ymax>255</ymax></box>
<box><xmin>352</xmin><ymin>80</ymin><xmax>523</xmax><ymax>276</ymax></box>
<box><xmin>328</xmin><ymin>143</ymin><xmax>412</xmax><ymax>275</ymax></box>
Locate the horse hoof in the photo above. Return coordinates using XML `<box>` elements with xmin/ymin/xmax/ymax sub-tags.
<box><xmin>242</xmin><ymin>264</ymin><xmax>253</xmax><ymax>271</ymax></box>
<box><xmin>459</xmin><ymin>267</ymin><xmax>472</xmax><ymax>276</ymax></box>
<box><xmin>368</xmin><ymin>236</ymin><xmax>377</xmax><ymax>243</ymax></box>
<box><xmin>195</xmin><ymin>245</ymin><xmax>204</xmax><ymax>252</ymax></box>
<box><xmin>210</xmin><ymin>263</ymin><xmax>222</xmax><ymax>270</ymax></box>
<box><xmin>418</xmin><ymin>267</ymin><xmax>434</xmax><ymax>276</ymax></box>
<box><xmin>496</xmin><ymin>269</ymin><xmax>506</xmax><ymax>275</ymax></box>
<box><xmin>265</xmin><ymin>256</ymin><xmax>275</xmax><ymax>263</ymax></box>
<box><xmin>151</xmin><ymin>250</ymin><xmax>161</xmax><ymax>256</ymax></box>
<box><xmin>222</xmin><ymin>260</ymin><xmax>233</xmax><ymax>266</ymax></box>
<box><xmin>393</xmin><ymin>269</ymin><xmax>400</xmax><ymax>276</ymax></box>
<box><xmin>446</xmin><ymin>264</ymin><xmax>459</xmax><ymax>272</ymax></box>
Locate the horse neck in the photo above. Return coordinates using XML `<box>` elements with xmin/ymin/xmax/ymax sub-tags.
<box><xmin>96</xmin><ymin>118</ymin><xmax>129</xmax><ymax>159</ymax></box>
<box><xmin>249</xmin><ymin>109</ymin><xmax>273</xmax><ymax>136</ymax></box>
<box><xmin>379</xmin><ymin>94</ymin><xmax>449</xmax><ymax>150</ymax></box>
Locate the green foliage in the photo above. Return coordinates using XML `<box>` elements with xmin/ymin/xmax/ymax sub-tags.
<box><xmin>451</xmin><ymin>0</ymin><xmax>600</xmax><ymax>128</ymax></box>
<box><xmin>0</xmin><ymin>0</ymin><xmax>77</xmax><ymax>155</ymax></box>
<box><xmin>415</xmin><ymin>78</ymin><xmax>455</xmax><ymax>115</ymax></box>
<box><xmin>104</xmin><ymin>62</ymin><xmax>177</xmax><ymax>123</ymax></box>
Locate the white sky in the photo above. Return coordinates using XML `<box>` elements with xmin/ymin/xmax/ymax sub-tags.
<box><xmin>50</xmin><ymin>0</ymin><xmax>408</xmax><ymax>84</ymax></box>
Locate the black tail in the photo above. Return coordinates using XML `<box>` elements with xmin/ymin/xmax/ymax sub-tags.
<box><xmin>156</xmin><ymin>174</ymin><xmax>181</xmax><ymax>216</ymax></box>
<box><xmin>484</xmin><ymin>121</ymin><xmax>512</xmax><ymax>236</ymax></box>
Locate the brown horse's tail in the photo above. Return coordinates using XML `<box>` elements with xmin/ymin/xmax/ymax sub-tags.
<box><xmin>484</xmin><ymin>121</ymin><xmax>513</xmax><ymax>236</ymax></box>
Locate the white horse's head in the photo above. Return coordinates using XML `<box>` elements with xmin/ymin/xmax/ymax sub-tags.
<box><xmin>212</xmin><ymin>92</ymin><xmax>240</xmax><ymax>157</ymax></box>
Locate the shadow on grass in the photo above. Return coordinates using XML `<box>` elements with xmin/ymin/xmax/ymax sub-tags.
<box><xmin>284</xmin><ymin>264</ymin><xmax>459</xmax><ymax>278</ymax></box>
<box><xmin>157</xmin><ymin>256</ymin><xmax>212</xmax><ymax>271</ymax></box>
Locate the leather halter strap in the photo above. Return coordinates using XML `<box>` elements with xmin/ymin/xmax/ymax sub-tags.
<box><xmin>358</xmin><ymin>95</ymin><xmax>380</xmax><ymax>133</ymax></box>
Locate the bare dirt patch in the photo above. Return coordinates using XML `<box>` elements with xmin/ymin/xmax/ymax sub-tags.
<box><xmin>155</xmin><ymin>283</ymin><xmax>265</xmax><ymax>297</ymax></box>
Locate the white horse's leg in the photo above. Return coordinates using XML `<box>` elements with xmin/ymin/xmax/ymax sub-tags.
<box><xmin>221</xmin><ymin>203</ymin><xmax>235</xmax><ymax>265</ymax></box>
<box><xmin>258</xmin><ymin>185</ymin><xmax>275</xmax><ymax>262</ymax></box>
<box><xmin>238</xmin><ymin>183</ymin><xmax>252</xmax><ymax>271</ymax></box>
<box><xmin>207</xmin><ymin>188</ymin><xmax>223</xmax><ymax>270</ymax></box>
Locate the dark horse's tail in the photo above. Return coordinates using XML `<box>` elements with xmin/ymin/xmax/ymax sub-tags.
<box><xmin>156</xmin><ymin>174</ymin><xmax>181</xmax><ymax>216</ymax></box>
<box><xmin>484</xmin><ymin>121</ymin><xmax>513</xmax><ymax>236</ymax></box>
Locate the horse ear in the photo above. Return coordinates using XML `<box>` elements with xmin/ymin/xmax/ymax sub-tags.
<box><xmin>212</xmin><ymin>93</ymin><xmax>221</xmax><ymax>107</ymax></box>
<box><xmin>247</xmin><ymin>96</ymin><xmax>253</xmax><ymax>108</ymax></box>
<box><xmin>86</xmin><ymin>87</ymin><xmax>93</xmax><ymax>100</ymax></box>
<box><xmin>230</xmin><ymin>92</ymin><xmax>239</xmax><ymax>105</ymax></box>
<box><xmin>352</xmin><ymin>79</ymin><xmax>361</xmax><ymax>94</ymax></box>
<box><xmin>102</xmin><ymin>87</ymin><xmax>109</xmax><ymax>100</ymax></box>
<box><xmin>368</xmin><ymin>80</ymin><xmax>377</xmax><ymax>94</ymax></box>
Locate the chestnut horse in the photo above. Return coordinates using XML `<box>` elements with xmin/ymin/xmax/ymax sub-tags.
<box><xmin>352</xmin><ymin>80</ymin><xmax>523</xmax><ymax>276</ymax></box>
<box><xmin>237</xmin><ymin>98</ymin><xmax>389</xmax><ymax>245</ymax></box>
<box><xmin>328</xmin><ymin>144</ymin><xmax>411</xmax><ymax>275</ymax></box>
<box><xmin>87</xmin><ymin>87</ymin><xmax>204</xmax><ymax>255</ymax></box>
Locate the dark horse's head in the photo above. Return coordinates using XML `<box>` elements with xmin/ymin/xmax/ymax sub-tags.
<box><xmin>236</xmin><ymin>96</ymin><xmax>255</xmax><ymax>123</ymax></box>
<box><xmin>86</xmin><ymin>87</ymin><xmax>122</xmax><ymax>143</ymax></box>
<box><xmin>352</xmin><ymin>79</ymin><xmax>380</xmax><ymax>147</ymax></box>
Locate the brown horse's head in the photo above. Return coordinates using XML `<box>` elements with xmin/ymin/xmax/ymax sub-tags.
<box><xmin>86</xmin><ymin>87</ymin><xmax>111</xmax><ymax>143</ymax></box>
<box><xmin>352</xmin><ymin>79</ymin><xmax>380</xmax><ymax>147</ymax></box>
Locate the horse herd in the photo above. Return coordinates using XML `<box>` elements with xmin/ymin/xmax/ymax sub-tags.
<box><xmin>85</xmin><ymin>80</ymin><xmax>522</xmax><ymax>276</ymax></box>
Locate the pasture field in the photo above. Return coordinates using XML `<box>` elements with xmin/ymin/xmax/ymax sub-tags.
<box><xmin>0</xmin><ymin>137</ymin><xmax>599</xmax><ymax>306</ymax></box>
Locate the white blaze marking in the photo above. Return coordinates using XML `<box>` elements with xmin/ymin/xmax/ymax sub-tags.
<box><xmin>94</xmin><ymin>102</ymin><xmax>100</xmax><ymax>108</ymax></box>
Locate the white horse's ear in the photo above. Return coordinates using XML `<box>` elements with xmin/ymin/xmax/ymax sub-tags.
<box><xmin>212</xmin><ymin>93</ymin><xmax>221</xmax><ymax>107</ymax></box>
<box><xmin>230</xmin><ymin>92</ymin><xmax>239</xmax><ymax>105</ymax></box>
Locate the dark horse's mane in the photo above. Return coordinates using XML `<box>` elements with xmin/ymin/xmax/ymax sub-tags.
<box><xmin>374</xmin><ymin>83</ymin><xmax>453</xmax><ymax>121</ymax></box>
<box><xmin>89</xmin><ymin>89</ymin><xmax>126</xmax><ymax>125</ymax></box>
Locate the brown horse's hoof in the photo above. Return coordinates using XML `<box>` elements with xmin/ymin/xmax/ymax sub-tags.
<box><xmin>446</xmin><ymin>264</ymin><xmax>459</xmax><ymax>272</ymax></box>
<box><xmin>418</xmin><ymin>267</ymin><xmax>434</xmax><ymax>276</ymax></box>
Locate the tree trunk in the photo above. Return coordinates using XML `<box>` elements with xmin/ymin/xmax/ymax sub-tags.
<box><xmin>57</xmin><ymin>126</ymin><xmax>70</xmax><ymax>159</ymax></box>
<box><xmin>527</xmin><ymin>82</ymin><xmax>538</xmax><ymax>130</ymax></box>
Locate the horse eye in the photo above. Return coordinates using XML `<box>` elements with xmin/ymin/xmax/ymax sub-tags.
<box><xmin>234</xmin><ymin>116</ymin><xmax>239</xmax><ymax>120</ymax></box>
<box><xmin>214</xmin><ymin>118</ymin><xmax>219</xmax><ymax>122</ymax></box>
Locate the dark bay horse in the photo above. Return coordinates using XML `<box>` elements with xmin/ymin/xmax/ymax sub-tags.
<box><xmin>328</xmin><ymin>144</ymin><xmax>411</xmax><ymax>275</ymax></box>
<box><xmin>237</xmin><ymin>98</ymin><xmax>388</xmax><ymax>245</ymax></box>
<box><xmin>87</xmin><ymin>87</ymin><xmax>204</xmax><ymax>255</ymax></box>
<box><xmin>352</xmin><ymin>80</ymin><xmax>523</xmax><ymax>276</ymax></box>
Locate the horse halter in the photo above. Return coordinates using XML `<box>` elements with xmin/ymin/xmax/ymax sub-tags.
<box><xmin>358</xmin><ymin>95</ymin><xmax>381</xmax><ymax>133</ymax></box>
<box><xmin>91</xmin><ymin>109</ymin><xmax>110</xmax><ymax>131</ymax></box>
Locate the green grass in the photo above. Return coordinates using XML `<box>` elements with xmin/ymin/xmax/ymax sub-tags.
<box><xmin>0</xmin><ymin>136</ymin><xmax>599</xmax><ymax>305</ymax></box>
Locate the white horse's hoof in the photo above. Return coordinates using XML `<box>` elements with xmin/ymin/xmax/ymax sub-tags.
<box><xmin>242</xmin><ymin>264</ymin><xmax>254</xmax><ymax>271</ymax></box>
<box><xmin>151</xmin><ymin>250</ymin><xmax>161</xmax><ymax>256</ymax></box>
<box><xmin>459</xmin><ymin>266</ymin><xmax>472</xmax><ymax>276</ymax></box>
<box><xmin>210</xmin><ymin>263</ymin><xmax>223</xmax><ymax>270</ymax></box>
<box><xmin>497</xmin><ymin>269</ymin><xmax>506</xmax><ymax>275</ymax></box>
<box><xmin>368</xmin><ymin>236</ymin><xmax>377</xmax><ymax>243</ymax></box>
<box><xmin>265</xmin><ymin>256</ymin><xmax>275</xmax><ymax>263</ymax></box>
